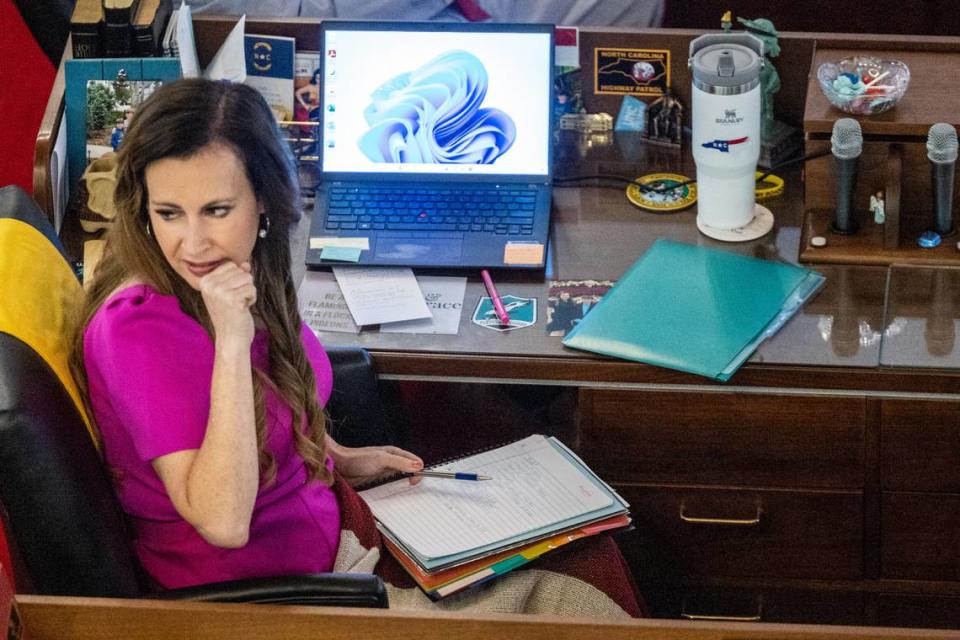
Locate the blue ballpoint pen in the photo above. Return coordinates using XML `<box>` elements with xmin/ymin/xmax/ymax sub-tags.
<box><xmin>411</xmin><ymin>470</ymin><xmax>493</xmax><ymax>481</ymax></box>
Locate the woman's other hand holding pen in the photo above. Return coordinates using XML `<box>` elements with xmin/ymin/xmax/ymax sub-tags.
<box><xmin>325</xmin><ymin>435</ymin><xmax>424</xmax><ymax>487</ymax></box>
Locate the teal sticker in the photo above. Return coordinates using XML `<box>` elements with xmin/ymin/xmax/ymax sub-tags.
<box><xmin>472</xmin><ymin>295</ymin><xmax>537</xmax><ymax>332</ymax></box>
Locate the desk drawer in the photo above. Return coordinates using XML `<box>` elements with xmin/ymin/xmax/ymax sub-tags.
<box><xmin>621</xmin><ymin>485</ymin><xmax>863</xmax><ymax>580</ymax></box>
<box><xmin>882</xmin><ymin>399</ymin><xmax>960</xmax><ymax>492</ymax></box>
<box><xmin>651</xmin><ymin>584</ymin><xmax>864</xmax><ymax>625</ymax></box>
<box><xmin>582</xmin><ymin>390</ymin><xmax>865</xmax><ymax>488</ymax></box>
<box><xmin>882</xmin><ymin>492</ymin><xmax>960</xmax><ymax>580</ymax></box>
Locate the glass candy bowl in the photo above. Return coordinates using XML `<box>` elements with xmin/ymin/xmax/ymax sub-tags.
<box><xmin>817</xmin><ymin>56</ymin><xmax>910</xmax><ymax>116</ymax></box>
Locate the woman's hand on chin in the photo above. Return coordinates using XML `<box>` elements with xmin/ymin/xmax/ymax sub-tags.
<box><xmin>199</xmin><ymin>261</ymin><xmax>257</xmax><ymax>347</ymax></box>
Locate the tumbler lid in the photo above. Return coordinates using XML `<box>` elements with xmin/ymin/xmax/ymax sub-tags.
<box><xmin>689</xmin><ymin>33</ymin><xmax>763</xmax><ymax>93</ymax></box>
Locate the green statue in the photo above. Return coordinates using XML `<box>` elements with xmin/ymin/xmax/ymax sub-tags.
<box><xmin>737</xmin><ymin>17</ymin><xmax>781</xmax><ymax>140</ymax></box>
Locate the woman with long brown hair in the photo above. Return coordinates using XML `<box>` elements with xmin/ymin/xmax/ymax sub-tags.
<box><xmin>71</xmin><ymin>78</ymin><xmax>423</xmax><ymax>589</ymax></box>
<box><xmin>71</xmin><ymin>77</ymin><xmax>643</xmax><ymax>617</ymax></box>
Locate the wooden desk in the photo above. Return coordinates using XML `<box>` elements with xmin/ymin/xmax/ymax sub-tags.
<box><xmin>16</xmin><ymin>595</ymin><xmax>959</xmax><ymax>640</ymax></box>
<box><xmin>33</xmin><ymin>20</ymin><xmax>960</xmax><ymax>390</ymax></box>
<box><xmin>30</xmin><ymin>19</ymin><xmax>960</xmax><ymax>630</ymax></box>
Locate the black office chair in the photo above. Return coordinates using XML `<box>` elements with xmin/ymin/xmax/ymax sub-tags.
<box><xmin>0</xmin><ymin>186</ymin><xmax>389</xmax><ymax>607</ymax></box>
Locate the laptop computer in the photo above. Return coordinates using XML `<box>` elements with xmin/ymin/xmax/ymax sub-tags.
<box><xmin>306</xmin><ymin>20</ymin><xmax>555</xmax><ymax>270</ymax></box>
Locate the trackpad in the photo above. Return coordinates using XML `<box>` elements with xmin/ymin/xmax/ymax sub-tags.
<box><xmin>374</xmin><ymin>237</ymin><xmax>463</xmax><ymax>263</ymax></box>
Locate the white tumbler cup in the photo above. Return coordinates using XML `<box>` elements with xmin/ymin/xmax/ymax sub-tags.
<box><xmin>689</xmin><ymin>34</ymin><xmax>763</xmax><ymax>231</ymax></box>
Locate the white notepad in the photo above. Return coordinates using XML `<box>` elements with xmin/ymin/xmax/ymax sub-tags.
<box><xmin>331</xmin><ymin>266</ymin><xmax>431</xmax><ymax>326</ymax></box>
<box><xmin>359</xmin><ymin>435</ymin><xmax>625</xmax><ymax>562</ymax></box>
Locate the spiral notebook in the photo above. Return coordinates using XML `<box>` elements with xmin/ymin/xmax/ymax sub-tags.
<box><xmin>358</xmin><ymin>434</ymin><xmax>629</xmax><ymax>573</ymax></box>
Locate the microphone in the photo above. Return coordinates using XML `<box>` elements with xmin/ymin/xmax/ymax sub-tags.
<box><xmin>927</xmin><ymin>123</ymin><xmax>958</xmax><ymax>236</ymax></box>
<box><xmin>830</xmin><ymin>118</ymin><xmax>863</xmax><ymax>235</ymax></box>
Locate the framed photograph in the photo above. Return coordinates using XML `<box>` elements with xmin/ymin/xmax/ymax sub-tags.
<box><xmin>65</xmin><ymin>58</ymin><xmax>180</xmax><ymax>192</ymax></box>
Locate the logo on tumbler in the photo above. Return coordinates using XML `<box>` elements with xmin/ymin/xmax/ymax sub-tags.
<box><xmin>701</xmin><ymin>137</ymin><xmax>749</xmax><ymax>152</ymax></box>
<box><xmin>715</xmin><ymin>108</ymin><xmax>744</xmax><ymax>124</ymax></box>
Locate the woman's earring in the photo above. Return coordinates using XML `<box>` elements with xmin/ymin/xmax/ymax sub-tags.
<box><xmin>258</xmin><ymin>215</ymin><xmax>271</xmax><ymax>239</ymax></box>
<box><xmin>145</xmin><ymin>221</ymin><xmax>152</xmax><ymax>237</ymax></box>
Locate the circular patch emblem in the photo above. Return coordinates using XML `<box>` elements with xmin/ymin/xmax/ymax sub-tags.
<box><xmin>625</xmin><ymin>173</ymin><xmax>697</xmax><ymax>212</ymax></box>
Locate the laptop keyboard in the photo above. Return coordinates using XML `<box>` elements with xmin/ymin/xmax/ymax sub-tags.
<box><xmin>325</xmin><ymin>187</ymin><xmax>537</xmax><ymax>235</ymax></box>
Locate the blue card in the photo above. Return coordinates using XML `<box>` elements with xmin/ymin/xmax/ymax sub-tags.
<box><xmin>615</xmin><ymin>95</ymin><xmax>646</xmax><ymax>132</ymax></box>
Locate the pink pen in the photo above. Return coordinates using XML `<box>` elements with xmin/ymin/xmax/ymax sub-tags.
<box><xmin>480</xmin><ymin>269</ymin><xmax>511</xmax><ymax>326</ymax></box>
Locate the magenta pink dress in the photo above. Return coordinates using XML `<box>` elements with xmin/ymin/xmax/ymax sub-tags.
<box><xmin>84</xmin><ymin>284</ymin><xmax>340</xmax><ymax>589</ymax></box>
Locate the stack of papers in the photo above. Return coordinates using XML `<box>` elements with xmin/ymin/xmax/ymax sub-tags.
<box><xmin>384</xmin><ymin>514</ymin><xmax>630</xmax><ymax>599</ymax></box>
<box><xmin>359</xmin><ymin>434</ymin><xmax>630</xmax><ymax>599</ymax></box>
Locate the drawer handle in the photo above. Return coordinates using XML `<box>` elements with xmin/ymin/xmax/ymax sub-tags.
<box><xmin>679</xmin><ymin>503</ymin><xmax>762</xmax><ymax>526</ymax></box>
<box><xmin>680</xmin><ymin>597</ymin><xmax>763</xmax><ymax>622</ymax></box>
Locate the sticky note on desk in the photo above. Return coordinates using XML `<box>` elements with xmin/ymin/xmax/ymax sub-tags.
<box><xmin>310</xmin><ymin>237</ymin><xmax>370</xmax><ymax>250</ymax></box>
<box><xmin>320</xmin><ymin>246</ymin><xmax>362</xmax><ymax>262</ymax></box>
<box><xmin>503</xmin><ymin>241</ymin><xmax>544</xmax><ymax>265</ymax></box>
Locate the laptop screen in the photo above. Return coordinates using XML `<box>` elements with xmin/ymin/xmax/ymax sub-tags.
<box><xmin>320</xmin><ymin>23</ymin><xmax>553</xmax><ymax>178</ymax></box>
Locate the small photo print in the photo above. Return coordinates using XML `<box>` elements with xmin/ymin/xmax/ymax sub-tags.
<box><xmin>291</xmin><ymin>50</ymin><xmax>321</xmax><ymax>158</ymax></box>
<box><xmin>545</xmin><ymin>279</ymin><xmax>615</xmax><ymax>337</ymax></box>
<box><xmin>85</xmin><ymin>78</ymin><xmax>162</xmax><ymax>163</ymax></box>
<box><xmin>554</xmin><ymin>67</ymin><xmax>583</xmax><ymax>121</ymax></box>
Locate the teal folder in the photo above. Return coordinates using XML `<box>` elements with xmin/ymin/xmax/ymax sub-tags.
<box><xmin>562</xmin><ymin>239</ymin><xmax>825</xmax><ymax>381</ymax></box>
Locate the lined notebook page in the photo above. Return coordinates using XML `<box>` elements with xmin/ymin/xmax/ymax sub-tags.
<box><xmin>359</xmin><ymin>435</ymin><xmax>613</xmax><ymax>559</ymax></box>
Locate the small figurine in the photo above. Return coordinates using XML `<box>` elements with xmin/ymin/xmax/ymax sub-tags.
<box><xmin>869</xmin><ymin>191</ymin><xmax>886</xmax><ymax>224</ymax></box>
<box><xmin>738</xmin><ymin>17</ymin><xmax>780</xmax><ymax>140</ymax></box>
<box><xmin>735</xmin><ymin>16</ymin><xmax>801</xmax><ymax>167</ymax></box>
<box><xmin>720</xmin><ymin>10</ymin><xmax>733</xmax><ymax>31</ymax></box>
<box><xmin>643</xmin><ymin>89</ymin><xmax>683</xmax><ymax>148</ymax></box>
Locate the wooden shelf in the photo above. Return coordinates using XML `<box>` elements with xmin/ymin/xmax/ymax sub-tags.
<box><xmin>805</xmin><ymin>47</ymin><xmax>960</xmax><ymax>136</ymax></box>
<box><xmin>801</xmin><ymin>208</ymin><xmax>960</xmax><ymax>266</ymax></box>
<box><xmin>802</xmin><ymin>44</ymin><xmax>960</xmax><ymax>266</ymax></box>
